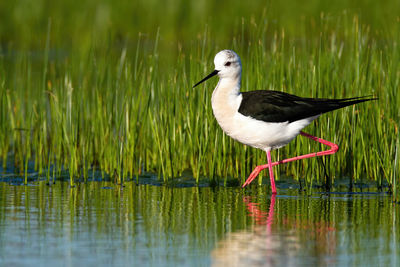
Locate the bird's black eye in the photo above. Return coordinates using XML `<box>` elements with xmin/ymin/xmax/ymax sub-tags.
<box><xmin>224</xmin><ymin>62</ymin><xmax>231</xmax><ymax>66</ymax></box>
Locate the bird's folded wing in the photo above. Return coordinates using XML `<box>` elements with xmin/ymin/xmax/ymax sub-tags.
<box><xmin>238</xmin><ymin>90</ymin><xmax>376</xmax><ymax>123</ymax></box>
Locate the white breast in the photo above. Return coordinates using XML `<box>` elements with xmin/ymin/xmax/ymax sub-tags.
<box><xmin>211</xmin><ymin>79</ymin><xmax>317</xmax><ymax>151</ymax></box>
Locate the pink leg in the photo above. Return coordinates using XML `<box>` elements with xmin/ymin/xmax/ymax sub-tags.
<box><xmin>242</xmin><ymin>131</ymin><xmax>339</xmax><ymax>190</ymax></box>
<box><xmin>267</xmin><ymin>150</ymin><xmax>277</xmax><ymax>194</ymax></box>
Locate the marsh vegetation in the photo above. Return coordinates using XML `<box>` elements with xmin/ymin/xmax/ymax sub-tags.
<box><xmin>0</xmin><ymin>0</ymin><xmax>399</xmax><ymax>192</ymax></box>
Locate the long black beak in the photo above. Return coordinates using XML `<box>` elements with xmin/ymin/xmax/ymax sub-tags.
<box><xmin>193</xmin><ymin>70</ymin><xmax>219</xmax><ymax>88</ymax></box>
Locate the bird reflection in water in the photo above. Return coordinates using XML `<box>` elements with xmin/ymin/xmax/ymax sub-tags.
<box><xmin>211</xmin><ymin>195</ymin><xmax>337</xmax><ymax>267</ymax></box>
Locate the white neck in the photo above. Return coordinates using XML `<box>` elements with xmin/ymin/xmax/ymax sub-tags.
<box><xmin>212</xmin><ymin>75</ymin><xmax>241</xmax><ymax>101</ymax></box>
<box><xmin>211</xmin><ymin>75</ymin><xmax>242</xmax><ymax>126</ymax></box>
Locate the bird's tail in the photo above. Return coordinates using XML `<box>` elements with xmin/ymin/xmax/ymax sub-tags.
<box><xmin>316</xmin><ymin>95</ymin><xmax>378</xmax><ymax>114</ymax></box>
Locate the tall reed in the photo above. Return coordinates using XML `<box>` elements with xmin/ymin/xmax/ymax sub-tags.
<box><xmin>0</xmin><ymin>4</ymin><xmax>398</xmax><ymax>191</ymax></box>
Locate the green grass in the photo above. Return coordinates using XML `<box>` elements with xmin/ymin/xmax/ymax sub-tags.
<box><xmin>0</xmin><ymin>0</ymin><xmax>399</xmax><ymax>192</ymax></box>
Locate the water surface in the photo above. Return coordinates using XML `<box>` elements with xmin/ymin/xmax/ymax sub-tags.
<box><xmin>0</xmin><ymin>182</ymin><xmax>398</xmax><ymax>266</ymax></box>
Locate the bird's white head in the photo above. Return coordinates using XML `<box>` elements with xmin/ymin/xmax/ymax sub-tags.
<box><xmin>214</xmin><ymin>50</ymin><xmax>242</xmax><ymax>79</ymax></box>
<box><xmin>193</xmin><ymin>50</ymin><xmax>242</xmax><ymax>88</ymax></box>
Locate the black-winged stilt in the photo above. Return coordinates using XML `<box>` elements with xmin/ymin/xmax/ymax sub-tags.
<box><xmin>193</xmin><ymin>50</ymin><xmax>376</xmax><ymax>194</ymax></box>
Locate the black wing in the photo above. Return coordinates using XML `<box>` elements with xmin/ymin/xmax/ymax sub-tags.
<box><xmin>238</xmin><ymin>90</ymin><xmax>377</xmax><ymax>123</ymax></box>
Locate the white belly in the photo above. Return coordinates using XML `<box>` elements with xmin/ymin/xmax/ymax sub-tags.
<box><xmin>210</xmin><ymin>81</ymin><xmax>317</xmax><ymax>151</ymax></box>
<box><xmin>214</xmin><ymin>111</ymin><xmax>317</xmax><ymax>151</ymax></box>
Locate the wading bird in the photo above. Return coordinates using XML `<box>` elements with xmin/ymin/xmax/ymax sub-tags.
<box><xmin>193</xmin><ymin>50</ymin><xmax>376</xmax><ymax>194</ymax></box>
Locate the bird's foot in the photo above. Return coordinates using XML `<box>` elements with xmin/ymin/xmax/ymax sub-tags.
<box><xmin>242</xmin><ymin>165</ymin><xmax>268</xmax><ymax>187</ymax></box>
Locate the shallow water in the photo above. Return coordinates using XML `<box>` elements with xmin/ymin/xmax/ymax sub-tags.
<box><xmin>0</xmin><ymin>182</ymin><xmax>398</xmax><ymax>266</ymax></box>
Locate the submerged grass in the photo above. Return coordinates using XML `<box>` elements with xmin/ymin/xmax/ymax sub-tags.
<box><xmin>0</xmin><ymin>0</ymin><xmax>399</xmax><ymax>191</ymax></box>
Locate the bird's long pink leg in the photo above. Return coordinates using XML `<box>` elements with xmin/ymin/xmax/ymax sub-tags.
<box><xmin>242</xmin><ymin>131</ymin><xmax>339</xmax><ymax>190</ymax></box>
<box><xmin>267</xmin><ymin>150</ymin><xmax>277</xmax><ymax>194</ymax></box>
